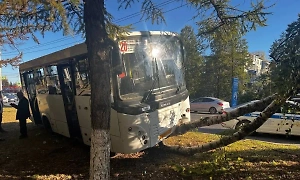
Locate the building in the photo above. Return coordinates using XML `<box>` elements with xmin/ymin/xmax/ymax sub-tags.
<box><xmin>261</xmin><ymin>60</ymin><xmax>270</xmax><ymax>74</ymax></box>
<box><xmin>246</xmin><ymin>52</ymin><xmax>270</xmax><ymax>82</ymax></box>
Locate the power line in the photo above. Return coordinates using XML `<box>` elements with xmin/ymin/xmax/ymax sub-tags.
<box><xmin>2</xmin><ymin>35</ymin><xmax>82</xmax><ymax>56</ymax></box>
<box><xmin>113</xmin><ymin>0</ymin><xmax>176</xmax><ymax>23</ymax></box>
<box><xmin>2</xmin><ymin>1</ymin><xmax>187</xmax><ymax>57</ymax></box>
<box><xmin>131</xmin><ymin>2</ymin><xmax>189</xmax><ymax>25</ymax></box>
<box><xmin>3</xmin><ymin>40</ymin><xmax>84</xmax><ymax>58</ymax></box>
<box><xmin>22</xmin><ymin>40</ymin><xmax>84</xmax><ymax>55</ymax></box>
<box><xmin>17</xmin><ymin>35</ymin><xmax>81</xmax><ymax>52</ymax></box>
<box><xmin>2</xmin><ymin>1</ymin><xmax>177</xmax><ymax>56</ymax></box>
<box><xmin>25</xmin><ymin>3</ymin><xmax>187</xmax><ymax>56</ymax></box>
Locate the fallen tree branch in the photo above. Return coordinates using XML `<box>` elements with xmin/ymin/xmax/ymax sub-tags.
<box><xmin>163</xmin><ymin>96</ymin><xmax>286</xmax><ymax>155</ymax></box>
<box><xmin>170</xmin><ymin>94</ymin><xmax>277</xmax><ymax>137</ymax></box>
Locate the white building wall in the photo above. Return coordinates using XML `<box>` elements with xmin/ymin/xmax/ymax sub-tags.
<box><xmin>250</xmin><ymin>54</ymin><xmax>263</xmax><ymax>75</ymax></box>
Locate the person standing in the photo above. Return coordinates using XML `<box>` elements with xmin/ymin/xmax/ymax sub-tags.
<box><xmin>0</xmin><ymin>93</ymin><xmax>6</xmax><ymax>133</ymax></box>
<box><xmin>0</xmin><ymin>93</ymin><xmax>5</xmax><ymax>141</ymax></box>
<box><xmin>10</xmin><ymin>92</ymin><xmax>31</xmax><ymax>139</ymax></box>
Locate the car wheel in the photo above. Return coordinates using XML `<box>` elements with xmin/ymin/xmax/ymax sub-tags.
<box><xmin>235</xmin><ymin>120</ymin><xmax>251</xmax><ymax>130</ymax></box>
<box><xmin>209</xmin><ymin>107</ymin><xmax>217</xmax><ymax>114</ymax></box>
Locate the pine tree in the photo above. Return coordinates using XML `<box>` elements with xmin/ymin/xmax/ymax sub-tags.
<box><xmin>180</xmin><ymin>26</ymin><xmax>204</xmax><ymax>97</ymax></box>
<box><xmin>200</xmin><ymin>23</ymin><xmax>251</xmax><ymax>101</ymax></box>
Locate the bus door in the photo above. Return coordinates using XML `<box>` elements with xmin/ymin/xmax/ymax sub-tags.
<box><xmin>57</xmin><ymin>64</ymin><xmax>82</xmax><ymax>140</ymax></box>
<box><xmin>22</xmin><ymin>71</ymin><xmax>42</xmax><ymax>124</ymax></box>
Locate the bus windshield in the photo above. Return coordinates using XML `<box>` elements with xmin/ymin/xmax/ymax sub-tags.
<box><xmin>118</xmin><ymin>35</ymin><xmax>185</xmax><ymax>101</ymax></box>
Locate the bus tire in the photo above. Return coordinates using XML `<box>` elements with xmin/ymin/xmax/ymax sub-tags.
<box><xmin>42</xmin><ymin>116</ymin><xmax>53</xmax><ymax>133</ymax></box>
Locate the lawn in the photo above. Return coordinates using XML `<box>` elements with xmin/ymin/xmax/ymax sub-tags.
<box><xmin>0</xmin><ymin>107</ymin><xmax>300</xmax><ymax>179</ymax></box>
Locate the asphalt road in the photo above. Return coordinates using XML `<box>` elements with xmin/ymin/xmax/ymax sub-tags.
<box><xmin>190</xmin><ymin>112</ymin><xmax>300</xmax><ymax>147</ymax></box>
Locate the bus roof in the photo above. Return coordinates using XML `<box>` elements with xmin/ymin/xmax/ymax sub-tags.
<box><xmin>19</xmin><ymin>31</ymin><xmax>178</xmax><ymax>72</ymax></box>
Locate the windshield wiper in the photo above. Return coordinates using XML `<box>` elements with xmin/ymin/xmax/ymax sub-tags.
<box><xmin>141</xmin><ymin>59</ymin><xmax>160</xmax><ymax>103</ymax></box>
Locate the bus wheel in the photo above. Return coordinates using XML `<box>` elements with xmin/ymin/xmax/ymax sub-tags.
<box><xmin>42</xmin><ymin>117</ymin><xmax>53</xmax><ymax>133</ymax></box>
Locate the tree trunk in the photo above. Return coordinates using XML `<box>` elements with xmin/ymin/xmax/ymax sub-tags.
<box><xmin>84</xmin><ymin>1</ymin><xmax>111</xmax><ymax>179</ymax></box>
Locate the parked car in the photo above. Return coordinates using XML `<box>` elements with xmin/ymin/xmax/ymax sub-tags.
<box><xmin>2</xmin><ymin>95</ymin><xmax>9</xmax><ymax>103</ymax></box>
<box><xmin>190</xmin><ymin>97</ymin><xmax>230</xmax><ymax>114</ymax></box>
<box><xmin>3</xmin><ymin>93</ymin><xmax>18</xmax><ymax>102</ymax></box>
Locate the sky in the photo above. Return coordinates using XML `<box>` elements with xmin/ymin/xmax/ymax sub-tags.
<box><xmin>1</xmin><ymin>0</ymin><xmax>299</xmax><ymax>83</ymax></box>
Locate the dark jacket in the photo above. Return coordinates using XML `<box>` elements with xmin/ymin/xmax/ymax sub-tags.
<box><xmin>13</xmin><ymin>97</ymin><xmax>31</xmax><ymax>120</ymax></box>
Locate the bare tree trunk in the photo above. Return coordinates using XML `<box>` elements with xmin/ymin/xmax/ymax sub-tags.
<box><xmin>84</xmin><ymin>0</ymin><xmax>111</xmax><ymax>179</ymax></box>
<box><xmin>163</xmin><ymin>97</ymin><xmax>286</xmax><ymax>155</ymax></box>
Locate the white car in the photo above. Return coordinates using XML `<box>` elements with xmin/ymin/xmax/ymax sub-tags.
<box><xmin>3</xmin><ymin>93</ymin><xmax>18</xmax><ymax>102</ymax></box>
<box><xmin>2</xmin><ymin>96</ymin><xmax>9</xmax><ymax>103</ymax></box>
<box><xmin>190</xmin><ymin>97</ymin><xmax>230</xmax><ymax>114</ymax></box>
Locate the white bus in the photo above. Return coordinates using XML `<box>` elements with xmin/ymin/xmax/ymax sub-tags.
<box><xmin>19</xmin><ymin>31</ymin><xmax>191</xmax><ymax>154</ymax></box>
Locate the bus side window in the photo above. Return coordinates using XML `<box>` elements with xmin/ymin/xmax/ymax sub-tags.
<box><xmin>74</xmin><ymin>57</ymin><xmax>91</xmax><ymax>96</ymax></box>
<box><xmin>45</xmin><ymin>66</ymin><xmax>61</xmax><ymax>95</ymax></box>
<box><xmin>33</xmin><ymin>68</ymin><xmax>48</xmax><ymax>94</ymax></box>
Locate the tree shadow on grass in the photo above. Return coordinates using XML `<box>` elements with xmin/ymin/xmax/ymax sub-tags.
<box><xmin>170</xmin><ymin>146</ymin><xmax>300</xmax><ymax>180</ymax></box>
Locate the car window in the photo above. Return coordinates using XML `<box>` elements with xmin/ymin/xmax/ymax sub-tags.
<box><xmin>191</xmin><ymin>98</ymin><xmax>202</xmax><ymax>103</ymax></box>
<box><xmin>202</xmin><ymin>98</ymin><xmax>213</xmax><ymax>102</ymax></box>
<box><xmin>197</xmin><ymin>98</ymin><xmax>204</xmax><ymax>102</ymax></box>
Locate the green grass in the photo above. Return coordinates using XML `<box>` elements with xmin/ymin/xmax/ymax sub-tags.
<box><xmin>165</xmin><ymin>132</ymin><xmax>300</xmax><ymax>179</ymax></box>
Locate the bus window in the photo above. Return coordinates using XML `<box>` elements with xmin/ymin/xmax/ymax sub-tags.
<box><xmin>23</xmin><ymin>72</ymin><xmax>36</xmax><ymax>100</ymax></box>
<box><xmin>34</xmin><ymin>68</ymin><xmax>48</xmax><ymax>94</ymax></box>
<box><xmin>74</xmin><ymin>58</ymin><xmax>90</xmax><ymax>96</ymax></box>
<box><xmin>44</xmin><ymin>66</ymin><xmax>61</xmax><ymax>95</ymax></box>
